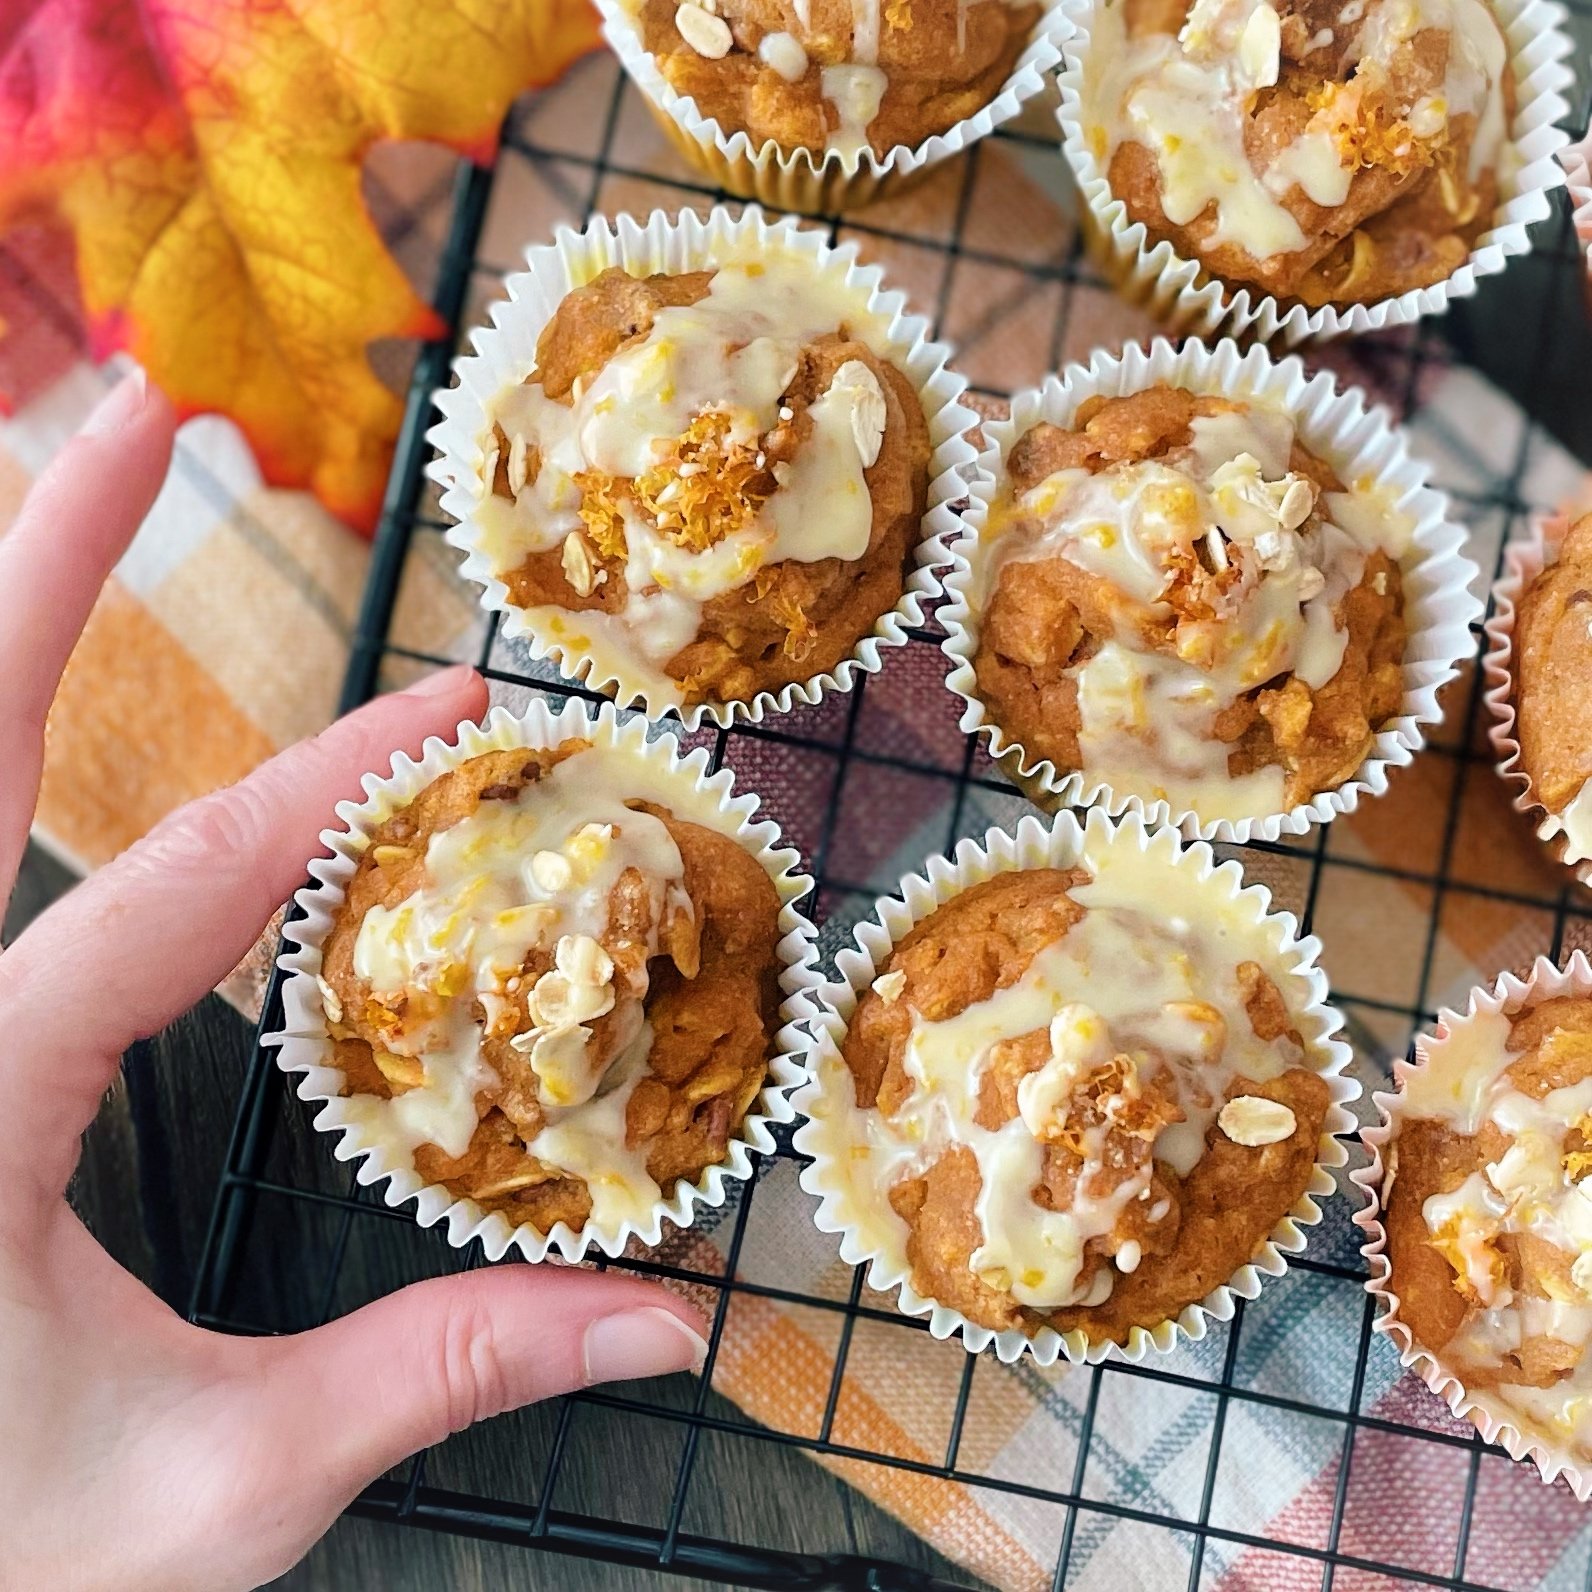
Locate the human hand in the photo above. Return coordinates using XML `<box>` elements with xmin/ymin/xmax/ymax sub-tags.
<box><xmin>0</xmin><ymin>371</ymin><xmax>708</xmax><ymax>1592</ymax></box>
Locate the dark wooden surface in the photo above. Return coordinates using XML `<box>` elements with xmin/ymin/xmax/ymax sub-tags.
<box><xmin>6</xmin><ymin>842</ymin><xmax>984</xmax><ymax>1592</ymax></box>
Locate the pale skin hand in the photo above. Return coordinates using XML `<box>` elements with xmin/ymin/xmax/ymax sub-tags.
<box><xmin>0</xmin><ymin>371</ymin><xmax>709</xmax><ymax>1592</ymax></box>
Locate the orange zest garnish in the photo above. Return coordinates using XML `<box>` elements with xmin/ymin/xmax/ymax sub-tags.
<box><xmin>1306</xmin><ymin>83</ymin><xmax>1434</xmax><ymax>179</ymax></box>
<box><xmin>572</xmin><ymin>469</ymin><xmax>629</xmax><ymax>561</ymax></box>
<box><xmin>634</xmin><ymin>408</ymin><xmax>774</xmax><ymax>554</ymax></box>
<box><xmin>769</xmin><ymin>591</ymin><xmax>818</xmax><ymax>661</ymax></box>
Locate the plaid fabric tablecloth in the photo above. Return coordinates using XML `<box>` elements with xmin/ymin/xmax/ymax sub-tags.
<box><xmin>7</xmin><ymin>48</ymin><xmax>1592</xmax><ymax>1591</ymax></box>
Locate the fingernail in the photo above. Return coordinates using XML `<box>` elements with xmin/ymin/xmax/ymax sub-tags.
<box><xmin>404</xmin><ymin>663</ymin><xmax>477</xmax><ymax>698</ymax></box>
<box><xmin>583</xmin><ymin>1307</ymin><xmax>709</xmax><ymax>1386</ymax></box>
<box><xmin>81</xmin><ymin>368</ymin><xmax>148</xmax><ymax>438</ymax></box>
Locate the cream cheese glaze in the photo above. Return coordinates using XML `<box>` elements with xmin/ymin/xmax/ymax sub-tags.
<box><xmin>338</xmin><ymin>748</ymin><xmax>695</xmax><ymax>1230</ymax></box>
<box><xmin>1088</xmin><ymin>0</ymin><xmax>1511</xmax><ymax>270</ymax></box>
<box><xmin>815</xmin><ymin>0</ymin><xmax>1027</xmax><ymax>156</ymax></box>
<box><xmin>837</xmin><ymin>834</ymin><xmax>1308</xmax><ymax>1312</ymax></box>
<box><xmin>474</xmin><ymin>253</ymin><xmax>895</xmax><ymax>705</ymax></box>
<box><xmin>1397</xmin><ymin>1006</ymin><xmax>1592</xmax><ymax>1457</ymax></box>
<box><xmin>980</xmin><ymin>398</ymin><xmax>1411</xmax><ymax>820</ymax></box>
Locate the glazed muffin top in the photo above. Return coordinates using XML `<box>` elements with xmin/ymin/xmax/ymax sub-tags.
<box><xmin>969</xmin><ymin>386</ymin><xmax>1408</xmax><ymax>822</ymax></box>
<box><xmin>320</xmin><ymin>739</ymin><xmax>783</xmax><ymax>1235</ymax></box>
<box><xmin>630</xmin><ymin>0</ymin><xmax>1043</xmax><ymax>160</ymax></box>
<box><xmin>837</xmin><ymin>843</ymin><xmax>1330</xmax><ymax>1344</ymax></box>
<box><xmin>1085</xmin><ymin>0</ymin><xmax>1514</xmax><ymax>304</ymax></box>
<box><xmin>1384</xmin><ymin>994</ymin><xmax>1592</xmax><ymax>1462</ymax></box>
<box><xmin>471</xmin><ymin>257</ymin><xmax>930</xmax><ymax>709</ymax></box>
<box><xmin>1513</xmin><ymin>513</ymin><xmax>1592</xmax><ymax>867</ymax></box>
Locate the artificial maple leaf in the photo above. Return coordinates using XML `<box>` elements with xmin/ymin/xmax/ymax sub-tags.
<box><xmin>0</xmin><ymin>0</ymin><xmax>600</xmax><ymax>531</ymax></box>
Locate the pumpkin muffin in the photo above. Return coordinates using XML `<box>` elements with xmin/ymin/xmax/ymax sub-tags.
<box><xmin>470</xmin><ymin>256</ymin><xmax>931</xmax><ymax>709</ymax></box>
<box><xmin>1380</xmin><ymin>993</ymin><xmax>1592</xmax><ymax>1466</ymax></box>
<box><xmin>968</xmin><ymin>385</ymin><xmax>1408</xmax><ymax>822</ymax></box>
<box><xmin>1509</xmin><ymin>513</ymin><xmax>1592</xmax><ymax>868</ymax></box>
<box><xmin>1084</xmin><ymin>0</ymin><xmax>1515</xmax><ymax>307</ymax></box>
<box><xmin>836</xmin><ymin>860</ymin><xmax>1331</xmax><ymax>1345</ymax></box>
<box><xmin>317</xmin><ymin>738</ymin><xmax>783</xmax><ymax>1235</ymax></box>
<box><xmin>626</xmin><ymin>0</ymin><xmax>1043</xmax><ymax>161</ymax></box>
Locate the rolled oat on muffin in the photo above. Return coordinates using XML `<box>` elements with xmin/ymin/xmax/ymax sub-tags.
<box><xmin>963</xmin><ymin>384</ymin><xmax>1409</xmax><ymax>824</ymax></box>
<box><xmin>1082</xmin><ymin>0</ymin><xmax>1515</xmax><ymax>309</ymax></box>
<box><xmin>319</xmin><ymin>736</ymin><xmax>786</xmax><ymax>1237</ymax></box>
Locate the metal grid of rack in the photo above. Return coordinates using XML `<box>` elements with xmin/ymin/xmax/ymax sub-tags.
<box><xmin>192</xmin><ymin>36</ymin><xmax>1592</xmax><ymax>1592</ymax></box>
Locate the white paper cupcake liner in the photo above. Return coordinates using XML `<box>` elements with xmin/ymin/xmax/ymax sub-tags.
<box><xmin>1353</xmin><ymin>950</ymin><xmax>1592</xmax><ymax>1498</ymax></box>
<box><xmin>1562</xmin><ymin>123</ymin><xmax>1592</xmax><ymax>280</ymax></box>
<box><xmin>428</xmin><ymin>206</ymin><xmax>978</xmax><ymax>731</ymax></box>
<box><xmin>596</xmin><ymin>0</ymin><xmax>1072</xmax><ymax>213</ymax></box>
<box><xmin>1057</xmin><ymin>0</ymin><xmax>1575</xmax><ymax>345</ymax></box>
<box><xmin>791</xmin><ymin>807</ymin><xmax>1358</xmax><ymax>1365</ymax></box>
<box><xmin>268</xmin><ymin>698</ymin><xmax>819</xmax><ymax>1264</ymax></box>
<box><xmin>1481</xmin><ymin>512</ymin><xmax>1592</xmax><ymax>887</ymax></box>
<box><xmin>939</xmin><ymin>336</ymin><xmax>1481</xmax><ymax>844</ymax></box>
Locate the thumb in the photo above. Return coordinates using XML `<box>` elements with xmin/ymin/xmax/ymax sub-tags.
<box><xmin>257</xmin><ymin>1263</ymin><xmax>708</xmax><ymax>1489</ymax></box>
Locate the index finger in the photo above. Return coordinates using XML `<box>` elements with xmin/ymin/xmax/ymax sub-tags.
<box><xmin>0</xmin><ymin>369</ymin><xmax>177</xmax><ymax>900</ymax></box>
<box><xmin>0</xmin><ymin>666</ymin><xmax>489</xmax><ymax>1206</ymax></box>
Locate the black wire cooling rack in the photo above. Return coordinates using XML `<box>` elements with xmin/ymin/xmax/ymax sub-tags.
<box><xmin>192</xmin><ymin>39</ymin><xmax>1592</xmax><ymax>1592</ymax></box>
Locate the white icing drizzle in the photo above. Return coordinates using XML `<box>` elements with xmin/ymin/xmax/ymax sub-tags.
<box><xmin>849</xmin><ymin>0</ymin><xmax>882</xmax><ymax>64</ymax></box>
<box><xmin>1403</xmin><ymin>1009</ymin><xmax>1516</xmax><ymax>1135</ymax></box>
<box><xmin>1400</xmin><ymin>1004</ymin><xmax>1592</xmax><ymax>1455</ymax></box>
<box><xmin>845</xmin><ymin>834</ymin><xmax>1308</xmax><ymax>1312</ymax></box>
<box><xmin>339</xmin><ymin>749</ymin><xmax>692</xmax><ymax>1217</ymax></box>
<box><xmin>821</xmin><ymin>63</ymin><xmax>889</xmax><ymax>162</ymax></box>
<box><xmin>526</xmin><ymin>1036</ymin><xmax>664</xmax><ymax>1230</ymax></box>
<box><xmin>477</xmin><ymin>254</ymin><xmax>891</xmax><ymax>703</ymax></box>
<box><xmin>1089</xmin><ymin>0</ymin><xmax>1511</xmax><ymax>265</ymax></box>
<box><xmin>983</xmin><ymin>399</ymin><xmax>1398</xmax><ymax>822</ymax></box>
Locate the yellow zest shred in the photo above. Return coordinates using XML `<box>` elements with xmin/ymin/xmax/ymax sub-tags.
<box><xmin>1307</xmin><ymin>83</ymin><xmax>1434</xmax><ymax>178</ymax></box>
<box><xmin>363</xmin><ymin>999</ymin><xmax>402</xmax><ymax>1032</ymax></box>
<box><xmin>1429</xmin><ymin>1216</ymin><xmax>1506</xmax><ymax>1306</ymax></box>
<box><xmin>769</xmin><ymin>591</ymin><xmax>818</xmax><ymax>661</ymax></box>
<box><xmin>885</xmin><ymin>0</ymin><xmax>911</xmax><ymax>28</ymax></box>
<box><xmin>634</xmin><ymin>408</ymin><xmax>774</xmax><ymax>554</ymax></box>
<box><xmin>572</xmin><ymin>469</ymin><xmax>629</xmax><ymax>561</ymax></box>
<box><xmin>1566</xmin><ymin>1111</ymin><xmax>1592</xmax><ymax>1180</ymax></box>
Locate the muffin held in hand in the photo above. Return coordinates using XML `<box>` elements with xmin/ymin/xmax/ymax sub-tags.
<box><xmin>631</xmin><ymin>0</ymin><xmax>1042</xmax><ymax>160</ymax></box>
<box><xmin>1085</xmin><ymin>0</ymin><xmax>1514</xmax><ymax>307</ymax></box>
<box><xmin>1509</xmin><ymin>513</ymin><xmax>1592</xmax><ymax>869</ymax></box>
<box><xmin>833</xmin><ymin>857</ymin><xmax>1331</xmax><ymax>1346</ymax></box>
<box><xmin>967</xmin><ymin>385</ymin><xmax>1407</xmax><ymax>823</ymax></box>
<box><xmin>471</xmin><ymin>257</ymin><xmax>931</xmax><ymax>711</ymax></box>
<box><xmin>317</xmin><ymin>738</ymin><xmax>784</xmax><ymax>1237</ymax></box>
<box><xmin>1378</xmin><ymin>989</ymin><xmax>1592</xmax><ymax>1468</ymax></box>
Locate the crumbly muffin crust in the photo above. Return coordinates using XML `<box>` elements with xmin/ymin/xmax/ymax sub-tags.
<box><xmin>476</xmin><ymin>262</ymin><xmax>931</xmax><ymax>707</ymax></box>
<box><xmin>321</xmin><ymin>740</ymin><xmax>783</xmax><ymax>1232</ymax></box>
<box><xmin>1091</xmin><ymin>0</ymin><xmax>1515</xmax><ymax>306</ymax></box>
<box><xmin>1513</xmin><ymin>513</ymin><xmax>1592</xmax><ymax>865</ymax></box>
<box><xmin>838</xmin><ymin>864</ymin><xmax>1330</xmax><ymax>1345</ymax></box>
<box><xmin>637</xmin><ymin>0</ymin><xmax>1041</xmax><ymax>159</ymax></box>
<box><xmin>970</xmin><ymin>386</ymin><xmax>1407</xmax><ymax>820</ymax></box>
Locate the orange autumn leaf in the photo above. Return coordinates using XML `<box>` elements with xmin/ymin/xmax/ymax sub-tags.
<box><xmin>0</xmin><ymin>0</ymin><xmax>600</xmax><ymax>531</ymax></box>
